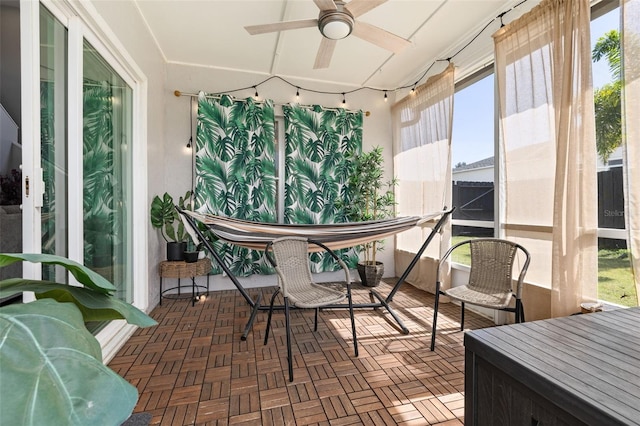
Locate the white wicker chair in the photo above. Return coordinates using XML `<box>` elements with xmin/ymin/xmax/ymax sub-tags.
<box><xmin>430</xmin><ymin>238</ymin><xmax>531</xmax><ymax>351</ymax></box>
<box><xmin>264</xmin><ymin>236</ymin><xmax>358</xmax><ymax>382</ymax></box>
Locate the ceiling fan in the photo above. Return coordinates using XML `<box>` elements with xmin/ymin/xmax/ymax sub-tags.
<box><xmin>244</xmin><ymin>0</ymin><xmax>411</xmax><ymax>69</ymax></box>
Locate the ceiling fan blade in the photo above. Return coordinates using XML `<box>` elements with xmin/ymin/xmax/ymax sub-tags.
<box><xmin>245</xmin><ymin>19</ymin><xmax>318</xmax><ymax>35</ymax></box>
<box><xmin>344</xmin><ymin>0</ymin><xmax>387</xmax><ymax>18</ymax></box>
<box><xmin>314</xmin><ymin>38</ymin><xmax>337</xmax><ymax>69</ymax></box>
<box><xmin>352</xmin><ymin>21</ymin><xmax>411</xmax><ymax>53</ymax></box>
<box><xmin>313</xmin><ymin>0</ymin><xmax>337</xmax><ymax>11</ymax></box>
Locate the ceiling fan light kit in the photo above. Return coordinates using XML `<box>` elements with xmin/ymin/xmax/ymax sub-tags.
<box><xmin>244</xmin><ymin>0</ymin><xmax>410</xmax><ymax>69</ymax></box>
<box><xmin>318</xmin><ymin>7</ymin><xmax>354</xmax><ymax>40</ymax></box>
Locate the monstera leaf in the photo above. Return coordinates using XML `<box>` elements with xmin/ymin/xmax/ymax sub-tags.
<box><xmin>0</xmin><ymin>252</ymin><xmax>157</xmax><ymax>425</ymax></box>
<box><xmin>0</xmin><ymin>253</ymin><xmax>115</xmax><ymax>294</ymax></box>
<box><xmin>0</xmin><ymin>299</ymin><xmax>138</xmax><ymax>426</ymax></box>
<box><xmin>0</xmin><ymin>279</ymin><xmax>156</xmax><ymax>326</ymax></box>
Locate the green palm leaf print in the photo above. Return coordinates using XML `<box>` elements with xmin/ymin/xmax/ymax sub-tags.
<box><xmin>283</xmin><ymin>104</ymin><xmax>362</xmax><ymax>272</ymax></box>
<box><xmin>195</xmin><ymin>95</ymin><xmax>276</xmax><ymax>276</ymax></box>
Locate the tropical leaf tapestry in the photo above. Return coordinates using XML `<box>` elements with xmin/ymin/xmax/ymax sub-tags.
<box><xmin>195</xmin><ymin>95</ymin><xmax>276</xmax><ymax>276</ymax></box>
<box><xmin>283</xmin><ymin>104</ymin><xmax>362</xmax><ymax>272</ymax></box>
<box><xmin>83</xmin><ymin>81</ymin><xmax>119</xmax><ymax>268</ymax></box>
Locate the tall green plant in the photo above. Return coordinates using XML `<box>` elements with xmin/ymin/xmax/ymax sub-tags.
<box><xmin>0</xmin><ymin>253</ymin><xmax>157</xmax><ymax>426</ymax></box>
<box><xmin>344</xmin><ymin>146</ymin><xmax>397</xmax><ymax>264</ymax></box>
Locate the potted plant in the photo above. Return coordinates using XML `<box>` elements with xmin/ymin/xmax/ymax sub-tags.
<box><xmin>344</xmin><ymin>146</ymin><xmax>397</xmax><ymax>287</ymax></box>
<box><xmin>150</xmin><ymin>190</ymin><xmax>192</xmax><ymax>260</ymax></box>
<box><xmin>183</xmin><ymin>241</ymin><xmax>204</xmax><ymax>263</ymax></box>
<box><xmin>0</xmin><ymin>253</ymin><xmax>157</xmax><ymax>425</ymax></box>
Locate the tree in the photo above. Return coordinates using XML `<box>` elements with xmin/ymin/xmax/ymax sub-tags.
<box><xmin>592</xmin><ymin>30</ymin><xmax>620</xmax><ymax>80</ymax></box>
<box><xmin>592</xmin><ymin>30</ymin><xmax>621</xmax><ymax>163</ymax></box>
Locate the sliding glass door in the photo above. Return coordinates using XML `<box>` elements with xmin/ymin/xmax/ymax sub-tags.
<box><xmin>40</xmin><ymin>5</ymin><xmax>68</xmax><ymax>282</ymax></box>
<box><xmin>82</xmin><ymin>40</ymin><xmax>133</xmax><ymax>300</ymax></box>
<box><xmin>34</xmin><ymin>3</ymin><xmax>134</xmax><ymax>303</ymax></box>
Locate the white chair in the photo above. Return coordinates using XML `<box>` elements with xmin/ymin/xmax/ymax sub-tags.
<box><xmin>431</xmin><ymin>238</ymin><xmax>531</xmax><ymax>351</ymax></box>
<box><xmin>263</xmin><ymin>236</ymin><xmax>358</xmax><ymax>381</ymax></box>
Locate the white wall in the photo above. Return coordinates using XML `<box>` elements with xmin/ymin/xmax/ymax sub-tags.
<box><xmin>164</xmin><ymin>63</ymin><xmax>398</xmax><ymax>291</ymax></box>
<box><xmin>0</xmin><ymin>104</ymin><xmax>19</xmax><ymax>176</ymax></box>
<box><xmin>452</xmin><ymin>166</ymin><xmax>493</xmax><ymax>182</ymax></box>
<box><xmin>0</xmin><ymin>1</ymin><xmax>21</xmax><ymax>129</ymax></box>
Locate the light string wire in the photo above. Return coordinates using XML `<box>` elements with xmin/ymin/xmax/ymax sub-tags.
<box><xmin>180</xmin><ymin>89</ymin><xmax>368</xmax><ymax>115</ymax></box>
<box><xmin>189</xmin><ymin>96</ymin><xmax>195</xmax><ymax>194</ymax></box>
<box><xmin>184</xmin><ymin>0</ymin><xmax>529</xmax><ymax>101</ymax></box>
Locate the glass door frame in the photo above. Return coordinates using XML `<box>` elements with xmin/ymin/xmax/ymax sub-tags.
<box><xmin>20</xmin><ymin>0</ymin><xmax>149</xmax><ymax>360</ymax></box>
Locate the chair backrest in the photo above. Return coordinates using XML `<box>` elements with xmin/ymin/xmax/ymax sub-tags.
<box><xmin>467</xmin><ymin>239</ymin><xmax>529</xmax><ymax>298</ymax></box>
<box><xmin>269</xmin><ymin>236</ymin><xmax>314</xmax><ymax>298</ymax></box>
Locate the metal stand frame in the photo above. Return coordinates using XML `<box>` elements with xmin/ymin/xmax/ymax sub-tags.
<box><xmin>178</xmin><ymin>207</ymin><xmax>454</xmax><ymax>340</ymax></box>
<box><xmin>160</xmin><ymin>276</ymin><xmax>209</xmax><ymax>307</ymax></box>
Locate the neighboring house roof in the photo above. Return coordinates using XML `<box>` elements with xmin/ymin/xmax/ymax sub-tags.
<box><xmin>454</xmin><ymin>153</ymin><xmax>623</xmax><ymax>173</ymax></box>
<box><xmin>453</xmin><ymin>156</ymin><xmax>494</xmax><ymax>172</ymax></box>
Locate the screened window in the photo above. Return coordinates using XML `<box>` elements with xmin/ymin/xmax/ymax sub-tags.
<box><xmin>591</xmin><ymin>4</ymin><xmax>636</xmax><ymax>307</ymax></box>
<box><xmin>451</xmin><ymin>70</ymin><xmax>495</xmax><ymax>264</ymax></box>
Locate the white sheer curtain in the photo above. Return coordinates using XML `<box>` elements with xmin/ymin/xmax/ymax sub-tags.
<box><xmin>494</xmin><ymin>0</ymin><xmax>597</xmax><ymax>318</ymax></box>
<box><xmin>391</xmin><ymin>63</ymin><xmax>454</xmax><ymax>293</ymax></box>
<box><xmin>622</xmin><ymin>0</ymin><xmax>640</xmax><ymax>303</ymax></box>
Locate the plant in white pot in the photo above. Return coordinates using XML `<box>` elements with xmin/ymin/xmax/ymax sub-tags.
<box><xmin>0</xmin><ymin>253</ymin><xmax>157</xmax><ymax>425</ymax></box>
<box><xmin>150</xmin><ymin>190</ymin><xmax>192</xmax><ymax>261</ymax></box>
<box><xmin>344</xmin><ymin>146</ymin><xmax>397</xmax><ymax>287</ymax></box>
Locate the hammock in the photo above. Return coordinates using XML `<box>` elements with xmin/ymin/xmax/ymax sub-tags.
<box><xmin>181</xmin><ymin>210</ymin><xmax>443</xmax><ymax>252</ymax></box>
<box><xmin>178</xmin><ymin>207</ymin><xmax>455</xmax><ymax>338</ymax></box>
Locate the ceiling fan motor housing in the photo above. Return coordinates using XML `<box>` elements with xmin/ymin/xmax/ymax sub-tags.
<box><xmin>318</xmin><ymin>1</ymin><xmax>355</xmax><ymax>40</ymax></box>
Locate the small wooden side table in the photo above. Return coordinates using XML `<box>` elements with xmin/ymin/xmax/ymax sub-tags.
<box><xmin>159</xmin><ymin>258</ymin><xmax>211</xmax><ymax>306</ymax></box>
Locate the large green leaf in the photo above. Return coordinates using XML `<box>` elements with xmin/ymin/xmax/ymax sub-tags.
<box><xmin>150</xmin><ymin>193</ymin><xmax>174</xmax><ymax>229</ymax></box>
<box><xmin>0</xmin><ymin>253</ymin><xmax>115</xmax><ymax>294</ymax></box>
<box><xmin>0</xmin><ymin>299</ymin><xmax>138</xmax><ymax>426</ymax></box>
<box><xmin>0</xmin><ymin>279</ymin><xmax>156</xmax><ymax>327</ymax></box>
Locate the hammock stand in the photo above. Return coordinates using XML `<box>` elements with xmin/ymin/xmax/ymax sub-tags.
<box><xmin>178</xmin><ymin>207</ymin><xmax>454</xmax><ymax>339</ymax></box>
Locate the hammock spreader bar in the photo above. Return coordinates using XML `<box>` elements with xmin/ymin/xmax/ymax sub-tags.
<box><xmin>177</xmin><ymin>207</ymin><xmax>455</xmax><ymax>337</ymax></box>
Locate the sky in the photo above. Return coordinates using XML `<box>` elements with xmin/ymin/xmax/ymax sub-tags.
<box><xmin>451</xmin><ymin>8</ymin><xmax>620</xmax><ymax>167</ymax></box>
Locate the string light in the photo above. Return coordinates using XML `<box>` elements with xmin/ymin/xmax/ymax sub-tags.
<box><xmin>187</xmin><ymin>97</ymin><xmax>193</xmax><ymax>149</ymax></box>
<box><xmin>498</xmin><ymin>11</ymin><xmax>507</xmax><ymax>27</ymax></box>
<box><xmin>182</xmin><ymin>1</ymin><xmax>526</xmax><ymax>103</ymax></box>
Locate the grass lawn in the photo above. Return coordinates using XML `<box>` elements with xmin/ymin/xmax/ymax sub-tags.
<box><xmin>450</xmin><ymin>236</ymin><xmax>472</xmax><ymax>265</ymax></box>
<box><xmin>598</xmin><ymin>248</ymin><xmax>637</xmax><ymax>307</ymax></box>
<box><xmin>450</xmin><ymin>237</ymin><xmax>637</xmax><ymax>307</ymax></box>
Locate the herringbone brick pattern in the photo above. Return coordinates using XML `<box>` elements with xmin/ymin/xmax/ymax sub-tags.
<box><xmin>109</xmin><ymin>279</ymin><xmax>493</xmax><ymax>425</ymax></box>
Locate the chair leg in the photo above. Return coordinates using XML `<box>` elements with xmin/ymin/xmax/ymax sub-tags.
<box><xmin>347</xmin><ymin>286</ymin><xmax>358</xmax><ymax>357</ymax></box>
<box><xmin>460</xmin><ymin>301</ymin><xmax>465</xmax><ymax>331</ymax></box>
<box><xmin>314</xmin><ymin>307</ymin><xmax>319</xmax><ymax>332</ymax></box>
<box><xmin>284</xmin><ymin>297</ymin><xmax>294</xmax><ymax>382</ymax></box>
<box><xmin>264</xmin><ymin>288</ymin><xmax>280</xmax><ymax>345</ymax></box>
<box><xmin>430</xmin><ymin>281</ymin><xmax>442</xmax><ymax>351</ymax></box>
<box><xmin>515</xmin><ymin>299</ymin><xmax>525</xmax><ymax>323</ymax></box>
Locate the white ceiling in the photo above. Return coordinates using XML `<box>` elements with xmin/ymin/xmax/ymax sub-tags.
<box><xmin>134</xmin><ymin>0</ymin><xmax>539</xmax><ymax>90</ymax></box>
